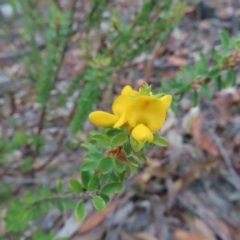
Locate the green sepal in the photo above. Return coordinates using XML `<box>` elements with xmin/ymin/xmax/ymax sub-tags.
<box><xmin>130</xmin><ymin>135</ymin><xmax>144</xmax><ymax>152</ymax></box>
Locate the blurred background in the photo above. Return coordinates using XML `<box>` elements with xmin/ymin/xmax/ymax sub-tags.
<box><xmin>1</xmin><ymin>0</ymin><xmax>240</xmax><ymax>239</ymax></box>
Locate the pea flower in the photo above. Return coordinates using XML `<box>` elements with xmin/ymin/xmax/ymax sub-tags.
<box><xmin>89</xmin><ymin>85</ymin><xmax>172</xmax><ymax>144</ymax></box>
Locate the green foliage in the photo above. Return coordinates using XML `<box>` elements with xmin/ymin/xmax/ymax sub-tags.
<box><xmin>160</xmin><ymin>29</ymin><xmax>240</xmax><ymax>110</ymax></box>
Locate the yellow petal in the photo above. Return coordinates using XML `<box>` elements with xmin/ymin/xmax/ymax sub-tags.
<box><xmin>113</xmin><ymin>112</ymin><xmax>127</xmax><ymax>128</ymax></box>
<box><xmin>127</xmin><ymin>96</ymin><xmax>166</xmax><ymax>132</ymax></box>
<box><xmin>111</xmin><ymin>94</ymin><xmax>133</xmax><ymax>127</ymax></box>
<box><xmin>160</xmin><ymin>95</ymin><xmax>172</xmax><ymax>110</ymax></box>
<box><xmin>89</xmin><ymin>111</ymin><xmax>118</xmax><ymax>126</ymax></box>
<box><xmin>131</xmin><ymin>124</ymin><xmax>153</xmax><ymax>143</ymax></box>
<box><xmin>121</xmin><ymin>85</ymin><xmax>133</xmax><ymax>95</ymax></box>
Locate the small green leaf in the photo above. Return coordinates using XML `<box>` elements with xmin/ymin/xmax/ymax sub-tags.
<box><xmin>99</xmin><ymin>156</ymin><xmax>113</xmax><ymax>173</ymax></box>
<box><xmin>226</xmin><ymin>69</ymin><xmax>236</xmax><ymax>87</ymax></box>
<box><xmin>101</xmin><ymin>173</ymin><xmax>110</xmax><ymax>182</ymax></box>
<box><xmin>75</xmin><ymin>200</ymin><xmax>86</xmax><ymax>221</ymax></box>
<box><xmin>130</xmin><ymin>135</ymin><xmax>144</xmax><ymax>152</ymax></box>
<box><xmin>69</xmin><ymin>179</ymin><xmax>82</xmax><ymax>193</ymax></box>
<box><xmin>215</xmin><ymin>76</ymin><xmax>222</xmax><ymax>90</ymax></box>
<box><xmin>52</xmin><ymin>200</ymin><xmax>64</xmax><ymax>212</ymax></box>
<box><xmin>81</xmin><ymin>143</ymin><xmax>99</xmax><ymax>153</ymax></box>
<box><xmin>91</xmin><ymin>133</ymin><xmax>111</xmax><ymax>146</ymax></box>
<box><xmin>114</xmin><ymin>159</ymin><xmax>126</xmax><ymax>173</ymax></box>
<box><xmin>178</xmin><ymin>84</ymin><xmax>191</xmax><ymax>92</ymax></box>
<box><xmin>201</xmin><ymin>83</ymin><xmax>212</xmax><ymax>99</ymax></box>
<box><xmin>153</xmin><ymin>135</ymin><xmax>168</xmax><ymax>147</ymax></box>
<box><xmin>56</xmin><ymin>180</ymin><xmax>63</xmax><ymax>193</ymax></box>
<box><xmin>100</xmin><ymin>194</ymin><xmax>110</xmax><ymax>204</ymax></box>
<box><xmin>135</xmin><ymin>149</ymin><xmax>147</xmax><ymax>162</ymax></box>
<box><xmin>62</xmin><ymin>199</ymin><xmax>76</xmax><ymax>209</ymax></box>
<box><xmin>123</xmin><ymin>142</ymin><xmax>132</xmax><ymax>157</ymax></box>
<box><xmin>208</xmin><ymin>68</ymin><xmax>220</xmax><ymax>78</ymax></box>
<box><xmin>127</xmin><ymin>156</ymin><xmax>140</xmax><ymax>168</ymax></box>
<box><xmin>106</xmin><ymin>128</ymin><xmax>124</xmax><ymax>137</ymax></box>
<box><xmin>192</xmin><ymin>90</ymin><xmax>198</xmax><ymax>107</ymax></box>
<box><xmin>92</xmin><ymin>196</ymin><xmax>106</xmax><ymax>211</ymax></box>
<box><xmin>80</xmin><ymin>171</ymin><xmax>91</xmax><ymax>188</ymax></box>
<box><xmin>111</xmin><ymin>133</ymin><xmax>128</xmax><ymax>147</ymax></box>
<box><xmin>108</xmin><ymin>172</ymin><xmax>118</xmax><ymax>182</ymax></box>
<box><xmin>117</xmin><ymin>171</ymin><xmax>128</xmax><ymax>182</ymax></box>
<box><xmin>100</xmin><ymin>182</ymin><xmax>123</xmax><ymax>195</ymax></box>
<box><xmin>84</xmin><ymin>152</ymin><xmax>104</xmax><ymax>162</ymax></box>
<box><xmin>220</xmin><ymin>30</ymin><xmax>230</xmax><ymax>55</ymax></box>
<box><xmin>88</xmin><ymin>175</ymin><xmax>100</xmax><ymax>190</ymax></box>
<box><xmin>81</xmin><ymin>161</ymin><xmax>98</xmax><ymax>171</ymax></box>
<box><xmin>197</xmin><ymin>52</ymin><xmax>207</xmax><ymax>73</ymax></box>
<box><xmin>181</xmin><ymin>66</ymin><xmax>196</xmax><ymax>78</ymax></box>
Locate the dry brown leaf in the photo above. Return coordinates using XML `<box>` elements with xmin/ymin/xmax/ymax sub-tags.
<box><xmin>79</xmin><ymin>199</ymin><xmax>117</xmax><ymax>234</ymax></box>
<box><xmin>167</xmin><ymin>55</ymin><xmax>188</xmax><ymax>66</ymax></box>
<box><xmin>133</xmin><ymin>232</ymin><xmax>158</xmax><ymax>240</ymax></box>
<box><xmin>120</xmin><ymin>231</ymin><xmax>136</xmax><ymax>240</ymax></box>
<box><xmin>210</xmin><ymin>218</ymin><xmax>232</xmax><ymax>239</ymax></box>
<box><xmin>174</xmin><ymin>229</ymin><xmax>210</xmax><ymax>240</ymax></box>
<box><xmin>72</xmin><ymin>227</ymin><xmax>105</xmax><ymax>240</ymax></box>
<box><xmin>192</xmin><ymin>218</ymin><xmax>216</xmax><ymax>240</ymax></box>
<box><xmin>192</xmin><ymin>115</ymin><xmax>219</xmax><ymax>156</ymax></box>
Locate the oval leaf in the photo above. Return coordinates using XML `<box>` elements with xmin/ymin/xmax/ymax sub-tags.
<box><xmin>88</xmin><ymin>175</ymin><xmax>100</xmax><ymax>190</ymax></box>
<box><xmin>111</xmin><ymin>133</ymin><xmax>128</xmax><ymax>147</ymax></box>
<box><xmin>80</xmin><ymin>171</ymin><xmax>91</xmax><ymax>188</ymax></box>
<box><xmin>81</xmin><ymin>161</ymin><xmax>98</xmax><ymax>171</ymax></box>
<box><xmin>153</xmin><ymin>135</ymin><xmax>168</xmax><ymax>147</ymax></box>
<box><xmin>123</xmin><ymin>142</ymin><xmax>133</xmax><ymax>157</ymax></box>
<box><xmin>69</xmin><ymin>179</ymin><xmax>82</xmax><ymax>193</ymax></box>
<box><xmin>100</xmin><ymin>182</ymin><xmax>123</xmax><ymax>195</ymax></box>
<box><xmin>99</xmin><ymin>156</ymin><xmax>113</xmax><ymax>173</ymax></box>
<box><xmin>114</xmin><ymin>159</ymin><xmax>126</xmax><ymax>173</ymax></box>
<box><xmin>201</xmin><ymin>83</ymin><xmax>212</xmax><ymax>99</ymax></box>
<box><xmin>92</xmin><ymin>196</ymin><xmax>106</xmax><ymax>211</ymax></box>
<box><xmin>75</xmin><ymin>200</ymin><xmax>86</xmax><ymax>221</ymax></box>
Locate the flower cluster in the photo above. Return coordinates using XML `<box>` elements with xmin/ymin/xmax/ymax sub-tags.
<box><xmin>89</xmin><ymin>84</ymin><xmax>172</xmax><ymax>144</ymax></box>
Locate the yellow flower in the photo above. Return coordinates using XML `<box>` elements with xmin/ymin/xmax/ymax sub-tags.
<box><xmin>89</xmin><ymin>85</ymin><xmax>138</xmax><ymax>128</ymax></box>
<box><xmin>126</xmin><ymin>94</ymin><xmax>172</xmax><ymax>143</ymax></box>
<box><xmin>89</xmin><ymin>85</ymin><xmax>172</xmax><ymax>144</ymax></box>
